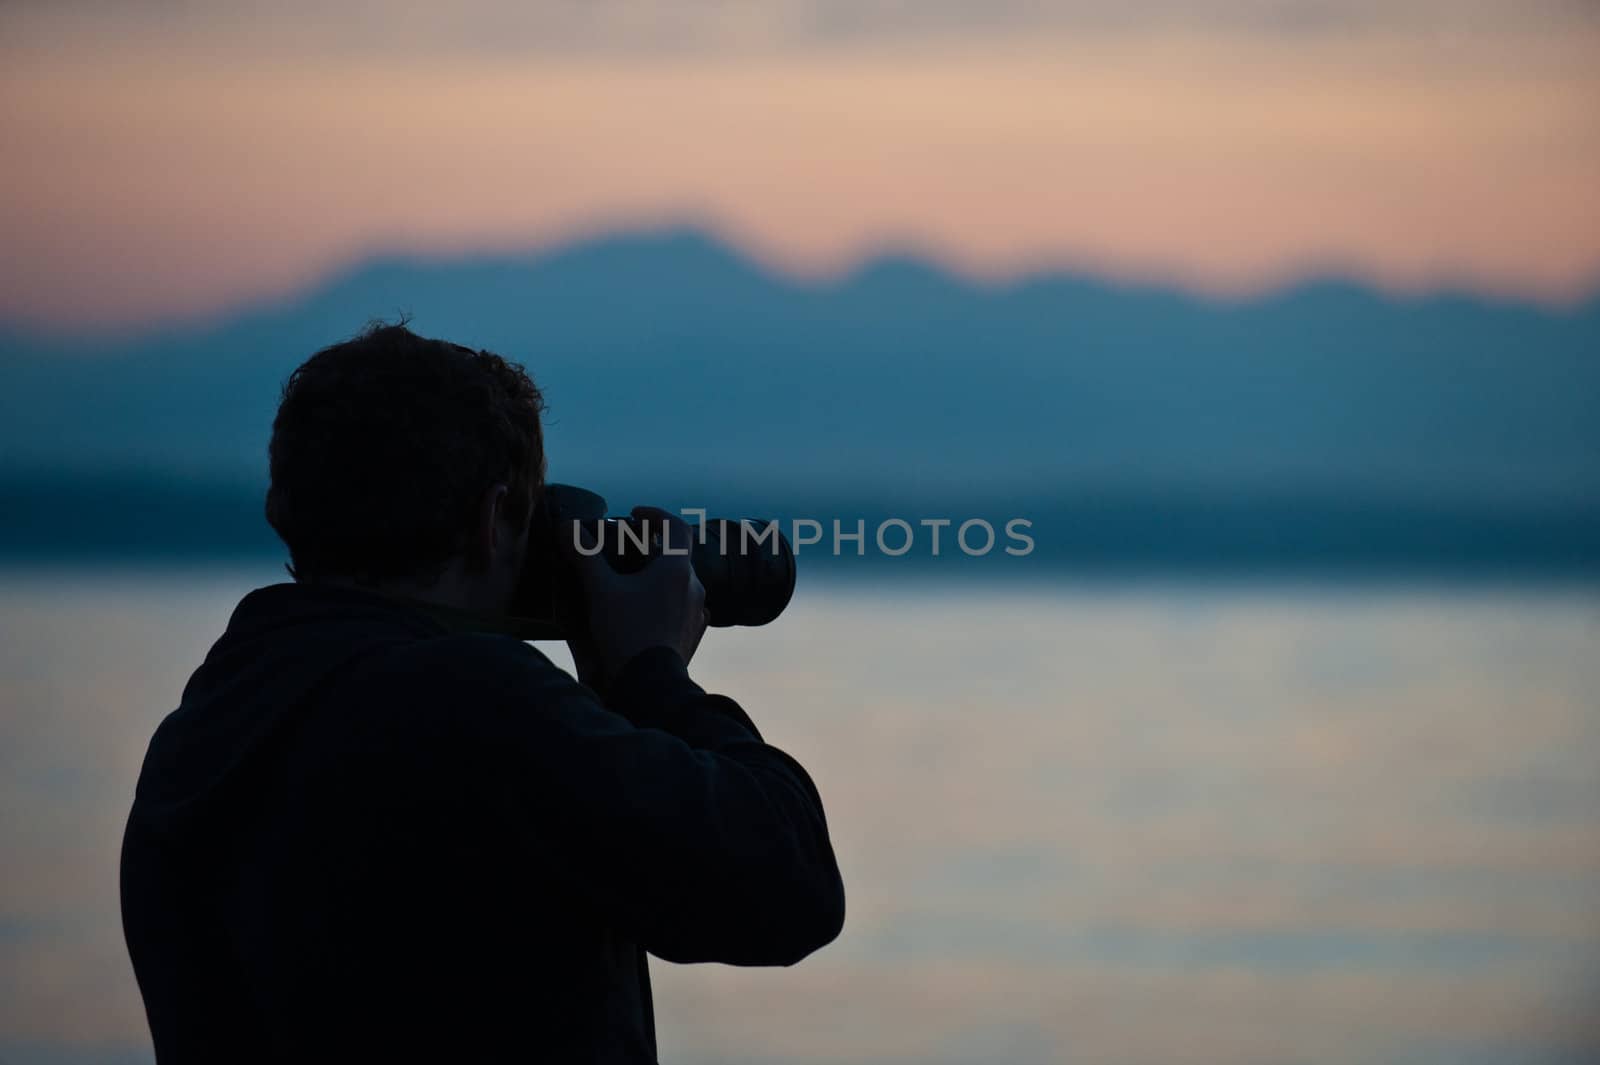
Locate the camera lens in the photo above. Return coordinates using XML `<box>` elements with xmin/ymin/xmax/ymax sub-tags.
<box><xmin>692</xmin><ymin>519</ymin><xmax>795</xmax><ymax>627</ymax></box>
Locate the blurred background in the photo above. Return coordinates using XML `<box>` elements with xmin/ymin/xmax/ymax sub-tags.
<box><xmin>2</xmin><ymin>2</ymin><xmax>1598</xmax><ymax>1063</ymax></box>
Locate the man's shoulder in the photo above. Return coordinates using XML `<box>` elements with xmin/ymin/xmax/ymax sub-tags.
<box><xmin>349</xmin><ymin>631</ymin><xmax>621</xmax><ymax>763</ymax></box>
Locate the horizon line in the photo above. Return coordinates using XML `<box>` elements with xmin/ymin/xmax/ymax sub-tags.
<box><xmin>5</xmin><ymin>220</ymin><xmax>1598</xmax><ymax>343</ymax></box>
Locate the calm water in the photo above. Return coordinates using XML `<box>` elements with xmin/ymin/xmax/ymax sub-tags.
<box><xmin>2</xmin><ymin>567</ymin><xmax>1599</xmax><ymax>1064</ymax></box>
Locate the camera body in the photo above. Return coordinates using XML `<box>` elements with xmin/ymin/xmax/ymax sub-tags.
<box><xmin>512</xmin><ymin>484</ymin><xmax>796</xmax><ymax>638</ymax></box>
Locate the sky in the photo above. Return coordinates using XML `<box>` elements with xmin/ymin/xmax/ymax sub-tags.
<box><xmin>3</xmin><ymin>0</ymin><xmax>1599</xmax><ymax>329</ymax></box>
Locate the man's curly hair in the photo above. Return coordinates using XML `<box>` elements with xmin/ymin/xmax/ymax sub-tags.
<box><xmin>265</xmin><ymin>323</ymin><xmax>546</xmax><ymax>585</ymax></box>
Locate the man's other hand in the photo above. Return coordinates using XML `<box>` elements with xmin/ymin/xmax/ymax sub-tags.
<box><xmin>560</xmin><ymin>506</ymin><xmax>708</xmax><ymax>692</ymax></box>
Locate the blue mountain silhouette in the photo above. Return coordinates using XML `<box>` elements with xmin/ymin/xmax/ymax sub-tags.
<box><xmin>3</xmin><ymin>228</ymin><xmax>1597</xmax><ymax>573</ymax></box>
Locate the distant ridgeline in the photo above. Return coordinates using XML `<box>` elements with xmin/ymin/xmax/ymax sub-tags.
<box><xmin>2</xmin><ymin>229</ymin><xmax>1597</xmax><ymax>578</ymax></box>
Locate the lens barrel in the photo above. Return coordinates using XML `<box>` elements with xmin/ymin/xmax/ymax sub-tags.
<box><xmin>518</xmin><ymin>484</ymin><xmax>795</xmax><ymax>633</ymax></box>
<box><xmin>690</xmin><ymin>518</ymin><xmax>794</xmax><ymax>627</ymax></box>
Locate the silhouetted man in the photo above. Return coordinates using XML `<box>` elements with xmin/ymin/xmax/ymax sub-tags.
<box><xmin>120</xmin><ymin>324</ymin><xmax>845</xmax><ymax>1063</ymax></box>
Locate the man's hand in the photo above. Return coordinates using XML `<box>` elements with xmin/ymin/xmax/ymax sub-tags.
<box><xmin>560</xmin><ymin>506</ymin><xmax>708</xmax><ymax>693</ymax></box>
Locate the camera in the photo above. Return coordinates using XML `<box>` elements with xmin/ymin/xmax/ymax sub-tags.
<box><xmin>509</xmin><ymin>484</ymin><xmax>796</xmax><ymax>639</ymax></box>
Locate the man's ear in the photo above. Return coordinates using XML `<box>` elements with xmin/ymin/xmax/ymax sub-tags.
<box><xmin>474</xmin><ymin>483</ymin><xmax>510</xmax><ymax>569</ymax></box>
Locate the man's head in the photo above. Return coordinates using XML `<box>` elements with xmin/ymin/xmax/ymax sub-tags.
<box><xmin>265</xmin><ymin>323</ymin><xmax>546</xmax><ymax>612</ymax></box>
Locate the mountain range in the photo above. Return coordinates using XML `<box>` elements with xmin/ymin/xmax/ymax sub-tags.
<box><xmin>2</xmin><ymin>228</ymin><xmax>1597</xmax><ymax>574</ymax></box>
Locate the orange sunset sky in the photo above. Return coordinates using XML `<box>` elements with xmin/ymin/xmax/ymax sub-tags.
<box><xmin>3</xmin><ymin>0</ymin><xmax>1598</xmax><ymax>330</ymax></box>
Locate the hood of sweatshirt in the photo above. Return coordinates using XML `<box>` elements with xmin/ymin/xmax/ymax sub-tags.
<box><xmin>128</xmin><ymin>581</ymin><xmax>450</xmax><ymax>840</ymax></box>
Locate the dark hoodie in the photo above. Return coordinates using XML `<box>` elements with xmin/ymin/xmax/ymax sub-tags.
<box><xmin>120</xmin><ymin>582</ymin><xmax>845</xmax><ymax>1064</ymax></box>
